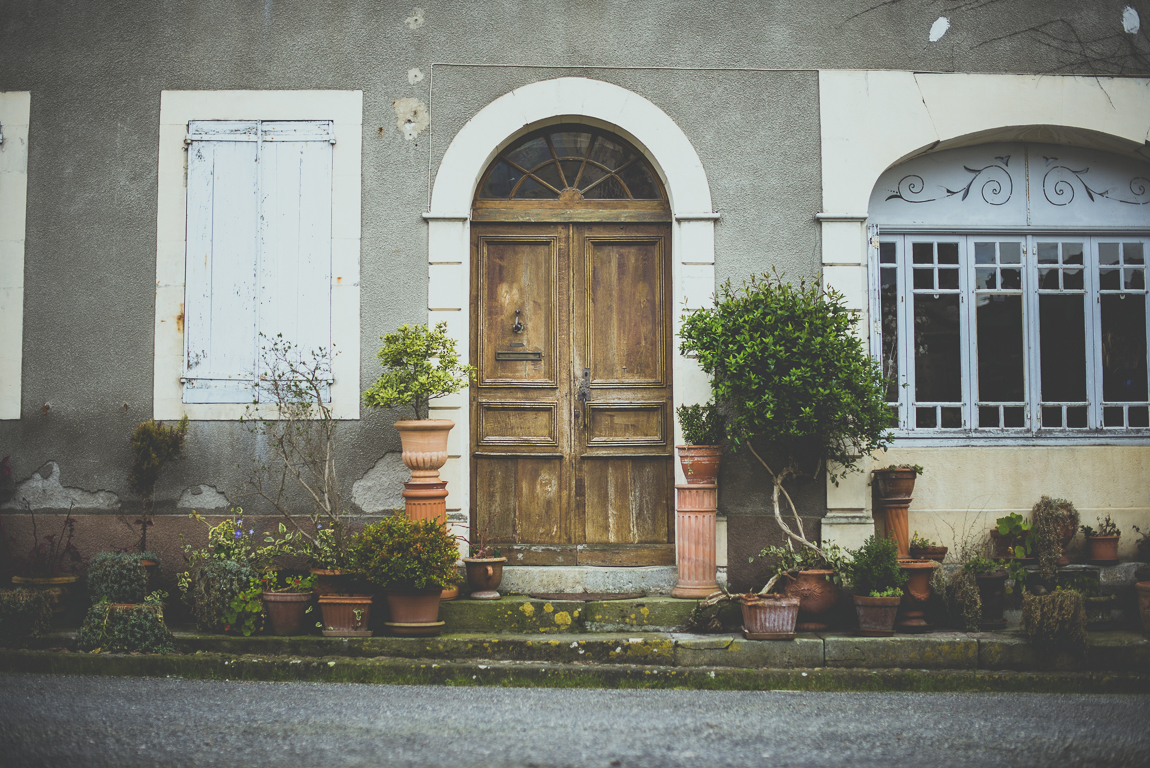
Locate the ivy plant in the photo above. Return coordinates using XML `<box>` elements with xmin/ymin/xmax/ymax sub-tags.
<box><xmin>678</xmin><ymin>271</ymin><xmax>892</xmax><ymax>556</ymax></box>
<box><xmin>362</xmin><ymin>322</ymin><xmax>475</xmax><ymax>420</ymax></box>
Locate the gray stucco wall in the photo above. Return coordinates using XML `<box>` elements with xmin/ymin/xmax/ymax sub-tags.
<box><xmin>0</xmin><ymin>1</ymin><xmax>1147</xmax><ymax>538</ymax></box>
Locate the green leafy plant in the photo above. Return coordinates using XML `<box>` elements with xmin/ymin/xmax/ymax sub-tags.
<box><xmin>678</xmin><ymin>272</ymin><xmax>892</xmax><ymax>558</ymax></box>
<box><xmin>995</xmin><ymin>512</ymin><xmax>1037</xmax><ymax>559</ymax></box>
<box><xmin>352</xmin><ymin>515</ymin><xmax>461</xmax><ymax>591</ymax></box>
<box><xmin>87</xmin><ymin>551</ymin><xmax>147</xmax><ymax>604</ymax></box>
<box><xmin>1021</xmin><ymin>589</ymin><xmax>1087</xmax><ymax>654</ymax></box>
<box><xmin>241</xmin><ymin>333</ymin><xmax>350</xmax><ymax>568</ymax></box>
<box><xmin>676</xmin><ymin>402</ymin><xmax>725</xmax><ymax>446</ymax></box>
<box><xmin>126</xmin><ymin>416</ymin><xmax>189</xmax><ymax>552</ymax></box>
<box><xmin>183</xmin><ymin>558</ymin><xmax>256</xmax><ymax>633</ymax></box>
<box><xmin>78</xmin><ymin>596</ymin><xmax>175</xmax><ymax>654</ymax></box>
<box><xmin>963</xmin><ymin>556</ymin><xmax>1003</xmax><ymax>575</ymax></box>
<box><xmin>910</xmin><ymin>531</ymin><xmax>939</xmax><ymax>549</ymax></box>
<box><xmin>223</xmin><ymin>577</ymin><xmax>266</xmax><ymax>636</ymax></box>
<box><xmin>1032</xmin><ymin>496</ymin><xmax>1079</xmax><ymax>581</ymax></box>
<box><xmin>1082</xmin><ymin>513</ymin><xmax>1120</xmax><ymax>538</ymax></box>
<box><xmin>0</xmin><ymin>589</ymin><xmax>52</xmax><ymax>648</ymax></box>
<box><xmin>264</xmin><ymin>571</ymin><xmax>318</xmax><ymax>594</ymax></box>
<box><xmin>362</xmin><ymin>322</ymin><xmax>475</xmax><ymax>420</ymax></box>
<box><xmin>749</xmin><ymin>540</ymin><xmax>851</xmax><ymax>593</ymax></box>
<box><xmin>868</xmin><ymin>586</ymin><xmax>904</xmax><ymax>598</ymax></box>
<box><xmin>847</xmin><ymin>535</ymin><xmax>907</xmax><ymax>597</ymax></box>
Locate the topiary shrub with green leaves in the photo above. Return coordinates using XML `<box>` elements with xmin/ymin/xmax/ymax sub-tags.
<box><xmin>676</xmin><ymin>402</ymin><xmax>726</xmax><ymax>446</ymax></box>
<box><xmin>351</xmin><ymin>514</ymin><xmax>461</xmax><ymax>591</ymax></box>
<box><xmin>679</xmin><ymin>272</ymin><xmax>892</xmax><ymax>557</ymax></box>
<box><xmin>78</xmin><ymin>597</ymin><xmax>175</xmax><ymax>654</ymax></box>
<box><xmin>846</xmin><ymin>535</ymin><xmax>907</xmax><ymax>597</ymax></box>
<box><xmin>87</xmin><ymin>551</ymin><xmax>147</xmax><ymax>604</ymax></box>
<box><xmin>0</xmin><ymin>589</ymin><xmax>52</xmax><ymax>647</ymax></box>
<box><xmin>362</xmin><ymin>322</ymin><xmax>475</xmax><ymax>420</ymax></box>
<box><xmin>185</xmin><ymin>559</ymin><xmax>256</xmax><ymax>632</ymax></box>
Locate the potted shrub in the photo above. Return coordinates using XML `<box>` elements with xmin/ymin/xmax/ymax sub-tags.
<box><xmin>351</xmin><ymin>514</ymin><xmax>461</xmax><ymax>636</ymax></box>
<box><xmin>1032</xmin><ymin>496</ymin><xmax>1080</xmax><ymax>578</ymax></box>
<box><xmin>847</xmin><ymin>535</ymin><xmax>908</xmax><ymax>636</ymax></box>
<box><xmin>1081</xmin><ymin>514</ymin><xmax>1121</xmax><ymax>564</ymax></box>
<box><xmin>82</xmin><ymin>549</ymin><xmax>174</xmax><ymax>654</ymax></box>
<box><xmin>260</xmin><ymin>572</ymin><xmax>317</xmax><ymax>636</ymax></box>
<box><xmin>964</xmin><ymin>556</ymin><xmax>1008</xmax><ymax>630</ymax></box>
<box><xmin>675</xmin><ymin>402</ymin><xmax>725</xmax><ymax>484</ymax></box>
<box><xmin>750</xmin><ymin>541</ymin><xmax>849</xmax><ymax>631</ymax></box>
<box><xmin>909</xmin><ymin>531</ymin><xmax>947</xmax><ymax>562</ymax></box>
<box><xmin>679</xmin><ymin>273</ymin><xmax>892</xmax><ymax>580</ymax></box>
<box><xmin>871</xmin><ymin>464</ymin><xmax>922</xmax><ymax>559</ymax></box>
<box><xmin>8</xmin><ymin>506</ymin><xmax>83</xmax><ymax>614</ymax></box>
<box><xmin>87</xmin><ymin>551</ymin><xmax>147</xmax><ymax>605</ymax></box>
<box><xmin>461</xmin><ymin>519</ymin><xmax>511</xmax><ymax>601</ymax></box>
<box><xmin>1021</xmin><ymin>589</ymin><xmax>1087</xmax><ymax>655</ymax></box>
<box><xmin>124</xmin><ymin>416</ymin><xmax>189</xmax><ymax>553</ymax></box>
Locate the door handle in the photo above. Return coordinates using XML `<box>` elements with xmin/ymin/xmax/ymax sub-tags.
<box><xmin>576</xmin><ymin>368</ymin><xmax>591</xmax><ymax>426</ymax></box>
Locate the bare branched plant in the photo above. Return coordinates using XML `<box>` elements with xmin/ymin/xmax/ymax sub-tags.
<box><xmin>241</xmin><ymin>333</ymin><xmax>348</xmax><ymax>566</ymax></box>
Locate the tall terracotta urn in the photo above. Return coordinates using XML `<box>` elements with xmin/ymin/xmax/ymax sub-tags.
<box><xmin>896</xmin><ymin>559</ymin><xmax>935</xmax><ymax>632</ymax></box>
<box><xmin>395</xmin><ymin>419</ymin><xmax>459</xmax><ymax>600</ymax></box>
<box><xmin>671</xmin><ymin>482</ymin><xmax>719</xmax><ymax>598</ymax></box>
<box><xmin>872</xmin><ymin>467</ymin><xmax>918</xmax><ymax>559</ymax></box>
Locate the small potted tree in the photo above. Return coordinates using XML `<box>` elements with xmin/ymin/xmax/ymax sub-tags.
<box><xmin>742</xmin><ymin>541</ymin><xmax>849</xmax><ymax>638</ymax></box>
<box><xmin>126</xmin><ymin>416</ymin><xmax>189</xmax><ymax>555</ymax></box>
<box><xmin>675</xmin><ymin>402</ymin><xmax>725</xmax><ymax>484</ymax></box>
<box><xmin>679</xmin><ymin>272</ymin><xmax>892</xmax><ymax>603</ymax></box>
<box><xmin>351</xmin><ymin>514</ymin><xmax>461</xmax><ymax>636</ymax></box>
<box><xmin>1081</xmin><ymin>514</ymin><xmax>1121</xmax><ymax>564</ymax></box>
<box><xmin>847</xmin><ymin>535</ymin><xmax>908</xmax><ymax>636</ymax></box>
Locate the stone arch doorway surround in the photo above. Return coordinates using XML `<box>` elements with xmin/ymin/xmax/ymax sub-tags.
<box><xmin>424</xmin><ymin>77</ymin><xmax>720</xmax><ymax>558</ymax></box>
<box><xmin>816</xmin><ymin>71</ymin><xmax>1150</xmax><ymax>550</ymax></box>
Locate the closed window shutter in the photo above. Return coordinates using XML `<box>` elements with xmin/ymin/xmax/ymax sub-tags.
<box><xmin>182</xmin><ymin>120</ymin><xmax>334</xmax><ymax>404</ymax></box>
<box><xmin>183</xmin><ymin>121</ymin><xmax>260</xmax><ymax>403</ymax></box>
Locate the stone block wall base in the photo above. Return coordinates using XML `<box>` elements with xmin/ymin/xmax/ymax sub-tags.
<box><xmin>820</xmin><ymin>513</ymin><xmax>878</xmax><ymax>551</ymax></box>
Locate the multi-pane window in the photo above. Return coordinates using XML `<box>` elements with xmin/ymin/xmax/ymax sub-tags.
<box><xmin>875</xmin><ymin>234</ymin><xmax>1150</xmax><ymax>436</ymax></box>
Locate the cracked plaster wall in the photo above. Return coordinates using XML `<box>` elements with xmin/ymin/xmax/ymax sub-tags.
<box><xmin>0</xmin><ymin>1</ymin><xmax>1145</xmax><ymax>554</ymax></box>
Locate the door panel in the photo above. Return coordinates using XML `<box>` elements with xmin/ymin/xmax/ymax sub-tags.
<box><xmin>471</xmin><ymin>221</ymin><xmax>672</xmax><ymax>565</ymax></box>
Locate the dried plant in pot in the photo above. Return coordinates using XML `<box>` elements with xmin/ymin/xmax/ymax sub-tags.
<box><xmin>1032</xmin><ymin>496</ymin><xmax>1079</xmax><ymax>579</ymax></box>
<box><xmin>847</xmin><ymin>535</ymin><xmax>908</xmax><ymax>637</ymax></box>
<box><xmin>461</xmin><ymin>518</ymin><xmax>512</xmax><ymax>601</ymax></box>
<box><xmin>1081</xmin><ymin>514</ymin><xmax>1121</xmax><ymax>564</ymax></box>
<box><xmin>675</xmin><ymin>402</ymin><xmax>725</xmax><ymax>485</ymax></box>
<box><xmin>6</xmin><ymin>505</ymin><xmax>83</xmax><ymax>614</ymax></box>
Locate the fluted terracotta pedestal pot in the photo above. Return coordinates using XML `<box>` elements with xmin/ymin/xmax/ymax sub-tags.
<box><xmin>672</xmin><ymin>482</ymin><xmax>719</xmax><ymax>598</ymax></box>
<box><xmin>896</xmin><ymin>559</ymin><xmax>935</xmax><ymax>632</ymax></box>
<box><xmin>872</xmin><ymin>468</ymin><xmax>917</xmax><ymax>559</ymax></box>
<box><xmin>738</xmin><ymin>593</ymin><xmax>799</xmax><ymax>640</ymax></box>
<box><xmin>395</xmin><ymin>419</ymin><xmax>459</xmax><ymax>600</ymax></box>
<box><xmin>781</xmin><ymin>569</ymin><xmax>838</xmax><ymax>630</ymax></box>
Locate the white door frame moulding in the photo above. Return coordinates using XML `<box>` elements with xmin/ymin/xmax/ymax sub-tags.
<box><xmin>816</xmin><ymin>71</ymin><xmax>1150</xmax><ymax>547</ymax></box>
<box><xmin>0</xmin><ymin>92</ymin><xmax>30</xmax><ymax>420</ymax></box>
<box><xmin>425</xmin><ymin>76</ymin><xmax>719</xmax><ymax>531</ymax></box>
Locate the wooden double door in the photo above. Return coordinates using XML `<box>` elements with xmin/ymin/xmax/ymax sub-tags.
<box><xmin>470</xmin><ymin>222</ymin><xmax>674</xmax><ymax>566</ymax></box>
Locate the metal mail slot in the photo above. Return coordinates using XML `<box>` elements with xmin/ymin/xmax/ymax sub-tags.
<box><xmin>495</xmin><ymin>351</ymin><xmax>543</xmax><ymax>361</ymax></box>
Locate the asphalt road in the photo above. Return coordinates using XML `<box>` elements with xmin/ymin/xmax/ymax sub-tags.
<box><xmin>1</xmin><ymin>673</ymin><xmax>1148</xmax><ymax>768</ymax></box>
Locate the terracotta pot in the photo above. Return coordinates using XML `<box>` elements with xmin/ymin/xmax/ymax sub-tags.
<box><xmin>11</xmin><ymin>574</ymin><xmax>81</xmax><ymax>614</ymax></box>
<box><xmin>781</xmin><ymin>569</ymin><xmax>838</xmax><ymax>631</ymax></box>
<box><xmin>871</xmin><ymin>468</ymin><xmax>917</xmax><ymax>499</ymax></box>
<box><xmin>854</xmin><ymin>595</ymin><xmax>901</xmax><ymax>637</ymax></box>
<box><xmin>309</xmin><ymin>568</ymin><xmax>369</xmax><ymax>596</ymax></box>
<box><xmin>1086</xmin><ymin>535</ymin><xmax>1120</xmax><ymax>563</ymax></box>
<box><xmin>896</xmin><ymin>559</ymin><xmax>935</xmax><ymax>632</ymax></box>
<box><xmin>872</xmin><ymin>469</ymin><xmax>916</xmax><ymax>560</ymax></box>
<box><xmin>676</xmin><ymin>445</ymin><xmax>722</xmax><ymax>485</ymax></box>
<box><xmin>463</xmin><ymin>557</ymin><xmax>506</xmax><ymax>600</ymax></box>
<box><xmin>974</xmin><ymin>570</ymin><xmax>1008</xmax><ymax>630</ymax></box>
<box><xmin>738</xmin><ymin>593</ymin><xmax>799</xmax><ymax>640</ymax></box>
<box><xmin>909</xmin><ymin>545</ymin><xmax>947</xmax><ymax>563</ymax></box>
<box><xmin>1136</xmin><ymin>582</ymin><xmax>1150</xmax><ymax>636</ymax></box>
<box><xmin>394</xmin><ymin>419</ymin><xmax>454</xmax><ymax>481</ymax></box>
<box><xmin>672</xmin><ymin>484</ymin><xmax>718</xmax><ymax>598</ymax></box>
<box><xmin>317</xmin><ymin>594</ymin><xmax>373</xmax><ymax>637</ymax></box>
<box><xmin>262</xmin><ymin>591</ymin><xmax>314</xmax><ymax>636</ymax></box>
<box><xmin>383</xmin><ymin>587</ymin><xmax>444</xmax><ymax>636</ymax></box>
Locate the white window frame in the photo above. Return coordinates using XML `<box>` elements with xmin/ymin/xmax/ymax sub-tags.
<box><xmin>0</xmin><ymin>92</ymin><xmax>30</xmax><ymax>420</ymax></box>
<box><xmin>872</xmin><ymin>229</ymin><xmax>1150</xmax><ymax>443</ymax></box>
<box><xmin>153</xmin><ymin>91</ymin><xmax>362</xmax><ymax>420</ymax></box>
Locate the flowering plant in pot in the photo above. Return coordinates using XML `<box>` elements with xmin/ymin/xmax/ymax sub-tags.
<box><xmin>675</xmin><ymin>402</ymin><xmax>725</xmax><ymax>484</ymax></box>
<box><xmin>1081</xmin><ymin>514</ymin><xmax>1121</xmax><ymax>564</ymax></box>
<box><xmin>846</xmin><ymin>535</ymin><xmax>907</xmax><ymax>637</ymax></box>
<box><xmin>679</xmin><ymin>272</ymin><xmax>892</xmax><ymax>583</ymax></box>
<box><xmin>351</xmin><ymin>514</ymin><xmax>461</xmax><ymax>636</ymax></box>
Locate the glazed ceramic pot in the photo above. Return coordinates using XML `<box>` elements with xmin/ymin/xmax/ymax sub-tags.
<box><xmin>383</xmin><ymin>587</ymin><xmax>445</xmax><ymax>636</ymax></box>
<box><xmin>463</xmin><ymin>557</ymin><xmax>507</xmax><ymax>600</ymax></box>
<box><xmin>738</xmin><ymin>593</ymin><xmax>800</xmax><ymax>640</ymax></box>
<box><xmin>676</xmin><ymin>445</ymin><xmax>722</xmax><ymax>485</ymax></box>
<box><xmin>854</xmin><ymin>595</ymin><xmax>901</xmax><ymax>637</ymax></box>
<box><xmin>262</xmin><ymin>591</ymin><xmax>314</xmax><ymax>636</ymax></box>
<box><xmin>781</xmin><ymin>569</ymin><xmax>838</xmax><ymax>631</ymax></box>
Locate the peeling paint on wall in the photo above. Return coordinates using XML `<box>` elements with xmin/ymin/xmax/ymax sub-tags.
<box><xmin>392</xmin><ymin>98</ymin><xmax>429</xmax><ymax>140</ymax></box>
<box><xmin>351</xmin><ymin>452</ymin><xmax>406</xmax><ymax>512</ymax></box>
<box><xmin>1124</xmin><ymin>6</ymin><xmax>1141</xmax><ymax>34</ymax></box>
<box><xmin>408</xmin><ymin>68</ymin><xmax>424</xmax><ymax>85</ymax></box>
<box><xmin>405</xmin><ymin>7</ymin><xmax>424</xmax><ymax>30</ymax></box>
<box><xmin>1</xmin><ymin>461</ymin><xmax>120</xmax><ymax>510</ymax></box>
<box><xmin>929</xmin><ymin>17</ymin><xmax>950</xmax><ymax>42</ymax></box>
<box><xmin>178</xmin><ymin>484</ymin><xmax>230</xmax><ymax>510</ymax></box>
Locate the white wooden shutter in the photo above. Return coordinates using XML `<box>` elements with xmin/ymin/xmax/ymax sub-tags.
<box><xmin>183</xmin><ymin>121</ymin><xmax>260</xmax><ymax>403</ymax></box>
<box><xmin>182</xmin><ymin>120</ymin><xmax>334</xmax><ymax>404</ymax></box>
<box><xmin>257</xmin><ymin>121</ymin><xmax>334</xmax><ymax>399</ymax></box>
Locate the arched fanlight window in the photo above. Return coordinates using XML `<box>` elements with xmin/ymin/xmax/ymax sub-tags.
<box><xmin>476</xmin><ymin>124</ymin><xmax>666</xmax><ymax>207</ymax></box>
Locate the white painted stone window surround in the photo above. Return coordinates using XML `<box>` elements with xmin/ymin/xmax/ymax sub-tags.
<box><xmin>424</xmin><ymin>77</ymin><xmax>719</xmax><ymax>541</ymax></box>
<box><xmin>0</xmin><ymin>92</ymin><xmax>30</xmax><ymax>420</ymax></box>
<box><xmin>153</xmin><ymin>91</ymin><xmax>363</xmax><ymax>420</ymax></box>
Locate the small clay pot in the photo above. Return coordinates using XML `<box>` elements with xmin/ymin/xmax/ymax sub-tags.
<box><xmin>738</xmin><ymin>593</ymin><xmax>799</xmax><ymax>640</ymax></box>
<box><xmin>781</xmin><ymin>569</ymin><xmax>838</xmax><ymax>631</ymax></box>
<box><xmin>853</xmin><ymin>595</ymin><xmax>901</xmax><ymax>637</ymax></box>
<box><xmin>1086</xmin><ymin>535</ymin><xmax>1120</xmax><ymax>564</ymax></box>
<box><xmin>317</xmin><ymin>593</ymin><xmax>373</xmax><ymax>637</ymax></box>
<box><xmin>908</xmin><ymin>545</ymin><xmax>947</xmax><ymax>563</ymax></box>
<box><xmin>464</xmin><ymin>557</ymin><xmax>507</xmax><ymax>600</ymax></box>
<box><xmin>383</xmin><ymin>587</ymin><xmax>445</xmax><ymax>636</ymax></box>
<box><xmin>974</xmin><ymin>570</ymin><xmax>1008</xmax><ymax>630</ymax></box>
<box><xmin>676</xmin><ymin>445</ymin><xmax>722</xmax><ymax>485</ymax></box>
<box><xmin>262</xmin><ymin>591</ymin><xmax>314</xmax><ymax>636</ymax></box>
